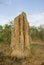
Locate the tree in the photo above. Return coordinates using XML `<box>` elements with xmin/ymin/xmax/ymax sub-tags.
<box><xmin>0</xmin><ymin>25</ymin><xmax>3</xmax><ymax>42</ymax></box>
<box><xmin>30</xmin><ymin>26</ymin><xmax>40</xmax><ymax>40</ymax></box>
<box><xmin>39</xmin><ymin>27</ymin><xmax>44</xmax><ymax>41</ymax></box>
<box><xmin>0</xmin><ymin>25</ymin><xmax>3</xmax><ymax>31</ymax></box>
<box><xmin>2</xmin><ymin>24</ymin><xmax>11</xmax><ymax>44</ymax></box>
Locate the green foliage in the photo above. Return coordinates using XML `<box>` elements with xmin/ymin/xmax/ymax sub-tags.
<box><xmin>30</xmin><ymin>26</ymin><xmax>39</xmax><ymax>40</ymax></box>
<box><xmin>0</xmin><ymin>25</ymin><xmax>3</xmax><ymax>30</ymax></box>
<box><xmin>0</xmin><ymin>21</ymin><xmax>44</xmax><ymax>44</ymax></box>
<box><xmin>0</xmin><ymin>24</ymin><xmax>11</xmax><ymax>44</ymax></box>
<box><xmin>30</xmin><ymin>26</ymin><xmax>44</xmax><ymax>41</ymax></box>
<box><xmin>0</xmin><ymin>25</ymin><xmax>3</xmax><ymax>42</ymax></box>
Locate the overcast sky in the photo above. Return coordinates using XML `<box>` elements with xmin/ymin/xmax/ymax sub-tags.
<box><xmin>0</xmin><ymin>0</ymin><xmax>44</xmax><ymax>26</ymax></box>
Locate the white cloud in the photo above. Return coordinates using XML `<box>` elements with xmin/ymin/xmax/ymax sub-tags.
<box><xmin>28</xmin><ymin>12</ymin><xmax>44</xmax><ymax>26</ymax></box>
<box><xmin>0</xmin><ymin>16</ymin><xmax>9</xmax><ymax>26</ymax></box>
<box><xmin>0</xmin><ymin>12</ymin><xmax>44</xmax><ymax>27</ymax></box>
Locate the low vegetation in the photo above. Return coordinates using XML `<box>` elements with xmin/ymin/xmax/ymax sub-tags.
<box><xmin>0</xmin><ymin>21</ymin><xmax>44</xmax><ymax>65</ymax></box>
<box><xmin>0</xmin><ymin>21</ymin><xmax>44</xmax><ymax>44</ymax></box>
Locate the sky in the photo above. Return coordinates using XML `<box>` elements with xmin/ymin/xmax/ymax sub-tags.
<box><xmin>0</xmin><ymin>0</ymin><xmax>44</xmax><ymax>26</ymax></box>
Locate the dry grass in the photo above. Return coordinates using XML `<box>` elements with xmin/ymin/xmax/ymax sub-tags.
<box><xmin>0</xmin><ymin>42</ymin><xmax>44</xmax><ymax>65</ymax></box>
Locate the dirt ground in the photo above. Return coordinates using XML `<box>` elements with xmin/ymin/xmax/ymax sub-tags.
<box><xmin>0</xmin><ymin>42</ymin><xmax>44</xmax><ymax>65</ymax></box>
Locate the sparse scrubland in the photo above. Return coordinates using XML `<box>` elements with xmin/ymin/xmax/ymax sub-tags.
<box><xmin>0</xmin><ymin>22</ymin><xmax>44</xmax><ymax>65</ymax></box>
<box><xmin>0</xmin><ymin>23</ymin><xmax>44</xmax><ymax>44</ymax></box>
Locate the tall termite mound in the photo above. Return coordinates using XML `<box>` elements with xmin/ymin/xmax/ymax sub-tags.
<box><xmin>11</xmin><ymin>12</ymin><xmax>30</xmax><ymax>58</ymax></box>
